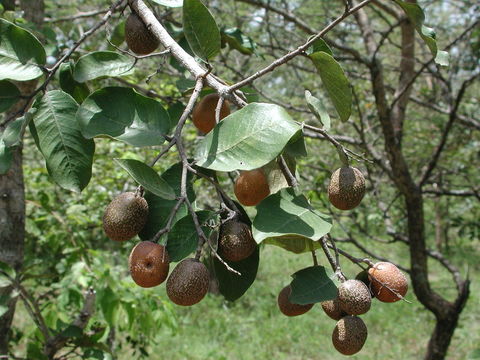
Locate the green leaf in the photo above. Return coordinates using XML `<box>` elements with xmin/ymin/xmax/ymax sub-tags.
<box><xmin>214</xmin><ymin>246</ymin><xmax>259</xmax><ymax>301</ymax></box>
<box><xmin>306</xmin><ymin>38</ymin><xmax>333</xmax><ymax>56</ymax></box>
<box><xmin>309</xmin><ymin>51</ymin><xmax>351</xmax><ymax>122</ymax></box>
<box><xmin>73</xmin><ymin>51</ymin><xmax>135</xmax><ymax>83</ymax></box>
<box><xmin>59</xmin><ymin>62</ymin><xmax>90</xmax><ymax>103</ymax></box>
<box><xmin>167</xmin><ymin>211</ymin><xmax>216</xmax><ymax>262</ymax></box>
<box><xmin>114</xmin><ymin>159</ymin><xmax>175</xmax><ymax>200</ymax></box>
<box><xmin>0</xmin><ymin>139</ymin><xmax>12</xmax><ymax>174</ymax></box>
<box><xmin>195</xmin><ymin>103</ymin><xmax>301</xmax><ymax>171</ymax></box>
<box><xmin>77</xmin><ymin>87</ymin><xmax>170</xmax><ymax>147</ymax></box>
<box><xmin>0</xmin><ymin>274</ymin><xmax>11</xmax><ymax>287</ymax></box>
<box><xmin>182</xmin><ymin>0</ymin><xmax>221</xmax><ymax>62</ymax></box>
<box><xmin>0</xmin><ymin>304</ymin><xmax>8</xmax><ymax>317</ymax></box>
<box><xmin>108</xmin><ymin>20</ymin><xmax>125</xmax><ymax>47</ymax></box>
<box><xmin>253</xmin><ymin>188</ymin><xmax>332</xmax><ymax>254</ymax></box>
<box><xmin>0</xmin><ymin>18</ymin><xmax>46</xmax><ymax>81</ymax></box>
<box><xmin>30</xmin><ymin>91</ymin><xmax>94</xmax><ymax>192</ymax></box>
<box><xmin>392</xmin><ymin>0</ymin><xmax>448</xmax><ymax>65</ymax></box>
<box><xmin>0</xmin><ymin>260</ymin><xmax>15</xmax><ymax>278</ymax></box>
<box><xmin>284</xmin><ymin>135</ymin><xmax>307</xmax><ymax>158</ymax></box>
<box><xmin>0</xmin><ymin>80</ymin><xmax>20</xmax><ymax>112</ymax></box>
<box><xmin>151</xmin><ymin>0</ymin><xmax>183</xmax><ymax>6</ymax></box>
<box><xmin>99</xmin><ymin>287</ymin><xmax>119</xmax><ymax>326</ymax></box>
<box><xmin>139</xmin><ymin>163</ymin><xmax>196</xmax><ymax>240</ymax></box>
<box><xmin>289</xmin><ymin>266</ymin><xmax>339</xmax><ymax>305</ymax></box>
<box><xmin>221</xmin><ymin>28</ymin><xmax>256</xmax><ymax>55</ymax></box>
<box><xmin>60</xmin><ymin>325</ymin><xmax>83</xmax><ymax>338</ymax></box>
<box><xmin>305</xmin><ymin>90</ymin><xmax>331</xmax><ymax>130</ymax></box>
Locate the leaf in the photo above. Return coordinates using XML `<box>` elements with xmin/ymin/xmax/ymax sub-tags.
<box><xmin>309</xmin><ymin>51</ymin><xmax>351</xmax><ymax>122</ymax></box>
<box><xmin>77</xmin><ymin>87</ymin><xmax>170</xmax><ymax>147</ymax></box>
<box><xmin>59</xmin><ymin>62</ymin><xmax>90</xmax><ymax>103</ymax></box>
<box><xmin>0</xmin><ymin>80</ymin><xmax>20</xmax><ymax>112</ymax></box>
<box><xmin>393</xmin><ymin>0</ymin><xmax>448</xmax><ymax>66</ymax></box>
<box><xmin>252</xmin><ymin>188</ymin><xmax>332</xmax><ymax>254</ymax></box>
<box><xmin>0</xmin><ymin>260</ymin><xmax>15</xmax><ymax>278</ymax></box>
<box><xmin>108</xmin><ymin>20</ymin><xmax>125</xmax><ymax>47</ymax></box>
<box><xmin>195</xmin><ymin>103</ymin><xmax>301</xmax><ymax>171</ymax></box>
<box><xmin>114</xmin><ymin>159</ymin><xmax>175</xmax><ymax>200</ymax></box>
<box><xmin>214</xmin><ymin>246</ymin><xmax>259</xmax><ymax>302</ymax></box>
<box><xmin>306</xmin><ymin>38</ymin><xmax>333</xmax><ymax>56</ymax></box>
<box><xmin>0</xmin><ymin>139</ymin><xmax>12</xmax><ymax>174</ymax></box>
<box><xmin>30</xmin><ymin>91</ymin><xmax>95</xmax><ymax>192</ymax></box>
<box><xmin>182</xmin><ymin>0</ymin><xmax>221</xmax><ymax>62</ymax></box>
<box><xmin>0</xmin><ymin>273</ymin><xmax>11</xmax><ymax>287</ymax></box>
<box><xmin>284</xmin><ymin>135</ymin><xmax>307</xmax><ymax>158</ymax></box>
<box><xmin>60</xmin><ymin>325</ymin><xmax>83</xmax><ymax>338</ymax></box>
<box><xmin>262</xmin><ymin>159</ymin><xmax>293</xmax><ymax>195</ymax></box>
<box><xmin>99</xmin><ymin>287</ymin><xmax>119</xmax><ymax>326</ymax></box>
<box><xmin>305</xmin><ymin>90</ymin><xmax>331</xmax><ymax>130</ymax></box>
<box><xmin>289</xmin><ymin>266</ymin><xmax>339</xmax><ymax>305</ymax></box>
<box><xmin>139</xmin><ymin>163</ymin><xmax>195</xmax><ymax>240</ymax></box>
<box><xmin>167</xmin><ymin>211</ymin><xmax>216</xmax><ymax>262</ymax></box>
<box><xmin>73</xmin><ymin>51</ymin><xmax>135</xmax><ymax>83</ymax></box>
<box><xmin>221</xmin><ymin>28</ymin><xmax>256</xmax><ymax>55</ymax></box>
<box><xmin>0</xmin><ymin>18</ymin><xmax>46</xmax><ymax>81</ymax></box>
<box><xmin>151</xmin><ymin>0</ymin><xmax>183</xmax><ymax>6</ymax></box>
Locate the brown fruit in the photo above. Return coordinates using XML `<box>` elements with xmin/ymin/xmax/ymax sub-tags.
<box><xmin>234</xmin><ymin>169</ymin><xmax>270</xmax><ymax>207</ymax></box>
<box><xmin>129</xmin><ymin>241</ymin><xmax>169</xmax><ymax>288</ymax></box>
<box><xmin>103</xmin><ymin>192</ymin><xmax>148</xmax><ymax>242</ymax></box>
<box><xmin>328</xmin><ymin>166</ymin><xmax>365</xmax><ymax>210</ymax></box>
<box><xmin>166</xmin><ymin>258</ymin><xmax>209</xmax><ymax>306</ymax></box>
<box><xmin>192</xmin><ymin>93</ymin><xmax>230</xmax><ymax>134</ymax></box>
<box><xmin>332</xmin><ymin>315</ymin><xmax>368</xmax><ymax>355</ymax></box>
<box><xmin>125</xmin><ymin>12</ymin><xmax>160</xmax><ymax>55</ymax></box>
<box><xmin>368</xmin><ymin>262</ymin><xmax>408</xmax><ymax>302</ymax></box>
<box><xmin>218</xmin><ymin>220</ymin><xmax>257</xmax><ymax>262</ymax></box>
<box><xmin>337</xmin><ymin>279</ymin><xmax>371</xmax><ymax>316</ymax></box>
<box><xmin>277</xmin><ymin>285</ymin><xmax>313</xmax><ymax>317</ymax></box>
<box><xmin>355</xmin><ymin>270</ymin><xmax>375</xmax><ymax>298</ymax></box>
<box><xmin>321</xmin><ymin>298</ymin><xmax>347</xmax><ymax>320</ymax></box>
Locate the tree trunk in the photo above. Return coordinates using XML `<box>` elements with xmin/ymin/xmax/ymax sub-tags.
<box><xmin>0</xmin><ymin>146</ymin><xmax>25</xmax><ymax>355</ymax></box>
<box><xmin>0</xmin><ymin>0</ymin><xmax>44</xmax><ymax>355</ymax></box>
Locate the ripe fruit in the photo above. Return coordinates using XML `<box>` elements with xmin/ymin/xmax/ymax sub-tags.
<box><xmin>368</xmin><ymin>262</ymin><xmax>408</xmax><ymax>302</ymax></box>
<box><xmin>321</xmin><ymin>298</ymin><xmax>347</xmax><ymax>320</ymax></box>
<box><xmin>277</xmin><ymin>285</ymin><xmax>313</xmax><ymax>317</ymax></box>
<box><xmin>103</xmin><ymin>192</ymin><xmax>148</xmax><ymax>241</ymax></box>
<box><xmin>129</xmin><ymin>241</ymin><xmax>169</xmax><ymax>288</ymax></box>
<box><xmin>328</xmin><ymin>166</ymin><xmax>365</xmax><ymax>210</ymax></box>
<box><xmin>125</xmin><ymin>12</ymin><xmax>160</xmax><ymax>55</ymax></box>
<box><xmin>218</xmin><ymin>220</ymin><xmax>257</xmax><ymax>262</ymax></box>
<box><xmin>332</xmin><ymin>315</ymin><xmax>368</xmax><ymax>355</ymax></box>
<box><xmin>234</xmin><ymin>169</ymin><xmax>270</xmax><ymax>207</ymax></box>
<box><xmin>355</xmin><ymin>270</ymin><xmax>374</xmax><ymax>298</ymax></box>
<box><xmin>166</xmin><ymin>258</ymin><xmax>209</xmax><ymax>306</ymax></box>
<box><xmin>192</xmin><ymin>93</ymin><xmax>230</xmax><ymax>133</ymax></box>
<box><xmin>337</xmin><ymin>279</ymin><xmax>371</xmax><ymax>315</ymax></box>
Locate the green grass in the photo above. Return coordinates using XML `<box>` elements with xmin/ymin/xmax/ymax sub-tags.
<box><xmin>143</xmin><ymin>244</ymin><xmax>479</xmax><ymax>360</ymax></box>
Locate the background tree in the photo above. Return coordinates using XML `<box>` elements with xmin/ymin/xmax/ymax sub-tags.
<box><xmin>0</xmin><ymin>0</ymin><xmax>478</xmax><ymax>359</ymax></box>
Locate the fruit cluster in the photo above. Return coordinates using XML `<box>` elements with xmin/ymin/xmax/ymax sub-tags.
<box><xmin>278</xmin><ymin>264</ymin><xmax>408</xmax><ymax>355</ymax></box>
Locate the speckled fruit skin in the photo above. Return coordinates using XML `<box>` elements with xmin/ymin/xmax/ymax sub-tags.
<box><xmin>337</xmin><ymin>279</ymin><xmax>372</xmax><ymax>315</ymax></box>
<box><xmin>332</xmin><ymin>315</ymin><xmax>368</xmax><ymax>356</ymax></box>
<box><xmin>103</xmin><ymin>192</ymin><xmax>148</xmax><ymax>241</ymax></box>
<box><xmin>321</xmin><ymin>298</ymin><xmax>347</xmax><ymax>320</ymax></box>
<box><xmin>368</xmin><ymin>262</ymin><xmax>408</xmax><ymax>302</ymax></box>
<box><xmin>166</xmin><ymin>258</ymin><xmax>210</xmax><ymax>306</ymax></box>
<box><xmin>277</xmin><ymin>285</ymin><xmax>314</xmax><ymax>317</ymax></box>
<box><xmin>218</xmin><ymin>221</ymin><xmax>257</xmax><ymax>262</ymax></box>
<box><xmin>125</xmin><ymin>12</ymin><xmax>160</xmax><ymax>55</ymax></box>
<box><xmin>328</xmin><ymin>166</ymin><xmax>366</xmax><ymax>210</ymax></box>
<box><xmin>192</xmin><ymin>93</ymin><xmax>230</xmax><ymax>134</ymax></box>
<box><xmin>234</xmin><ymin>169</ymin><xmax>270</xmax><ymax>207</ymax></box>
<box><xmin>129</xmin><ymin>241</ymin><xmax>169</xmax><ymax>288</ymax></box>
